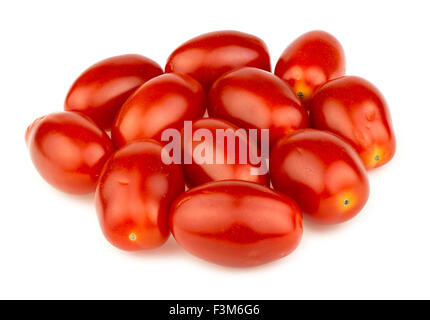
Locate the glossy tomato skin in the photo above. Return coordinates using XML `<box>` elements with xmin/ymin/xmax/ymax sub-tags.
<box><xmin>170</xmin><ymin>180</ymin><xmax>303</xmax><ymax>267</ymax></box>
<box><xmin>309</xmin><ymin>76</ymin><xmax>396</xmax><ymax>170</ymax></box>
<box><xmin>270</xmin><ymin>129</ymin><xmax>369</xmax><ymax>225</ymax></box>
<box><xmin>275</xmin><ymin>30</ymin><xmax>345</xmax><ymax>107</ymax></box>
<box><xmin>181</xmin><ymin>117</ymin><xmax>270</xmax><ymax>187</ymax></box>
<box><xmin>208</xmin><ymin>67</ymin><xmax>309</xmax><ymax>146</ymax></box>
<box><xmin>111</xmin><ymin>73</ymin><xmax>205</xmax><ymax>148</ymax></box>
<box><xmin>95</xmin><ymin>140</ymin><xmax>185</xmax><ymax>251</ymax></box>
<box><xmin>165</xmin><ymin>30</ymin><xmax>271</xmax><ymax>91</ymax></box>
<box><xmin>65</xmin><ymin>54</ymin><xmax>163</xmax><ymax>130</ymax></box>
<box><xmin>26</xmin><ymin>112</ymin><xmax>114</xmax><ymax>194</ymax></box>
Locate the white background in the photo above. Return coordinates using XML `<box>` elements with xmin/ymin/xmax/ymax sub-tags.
<box><xmin>1</xmin><ymin>0</ymin><xmax>429</xmax><ymax>299</ymax></box>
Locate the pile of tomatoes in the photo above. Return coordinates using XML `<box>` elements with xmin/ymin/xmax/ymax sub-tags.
<box><xmin>26</xmin><ymin>30</ymin><xmax>395</xmax><ymax>267</ymax></box>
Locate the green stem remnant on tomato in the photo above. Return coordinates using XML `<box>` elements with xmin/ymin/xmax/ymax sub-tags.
<box><xmin>297</xmin><ymin>91</ymin><xmax>304</xmax><ymax>99</ymax></box>
<box><xmin>343</xmin><ymin>199</ymin><xmax>350</xmax><ymax>207</ymax></box>
<box><xmin>374</xmin><ymin>155</ymin><xmax>380</xmax><ymax>162</ymax></box>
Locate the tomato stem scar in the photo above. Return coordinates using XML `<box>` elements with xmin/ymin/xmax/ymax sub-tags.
<box><xmin>343</xmin><ymin>199</ymin><xmax>350</xmax><ymax>206</ymax></box>
<box><xmin>297</xmin><ymin>92</ymin><xmax>304</xmax><ymax>99</ymax></box>
<box><xmin>129</xmin><ymin>233</ymin><xmax>137</xmax><ymax>241</ymax></box>
<box><xmin>374</xmin><ymin>155</ymin><xmax>380</xmax><ymax>161</ymax></box>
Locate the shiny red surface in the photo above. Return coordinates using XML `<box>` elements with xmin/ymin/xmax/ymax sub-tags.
<box><xmin>170</xmin><ymin>180</ymin><xmax>303</xmax><ymax>267</ymax></box>
<box><xmin>309</xmin><ymin>76</ymin><xmax>396</xmax><ymax>170</ymax></box>
<box><xmin>181</xmin><ymin>117</ymin><xmax>269</xmax><ymax>187</ymax></box>
<box><xmin>165</xmin><ymin>30</ymin><xmax>271</xmax><ymax>91</ymax></box>
<box><xmin>26</xmin><ymin>112</ymin><xmax>114</xmax><ymax>194</ymax></box>
<box><xmin>111</xmin><ymin>73</ymin><xmax>206</xmax><ymax>148</ymax></box>
<box><xmin>95</xmin><ymin>140</ymin><xmax>185</xmax><ymax>251</ymax></box>
<box><xmin>208</xmin><ymin>67</ymin><xmax>309</xmax><ymax>145</ymax></box>
<box><xmin>270</xmin><ymin>129</ymin><xmax>369</xmax><ymax>225</ymax></box>
<box><xmin>275</xmin><ymin>30</ymin><xmax>345</xmax><ymax>107</ymax></box>
<box><xmin>65</xmin><ymin>54</ymin><xmax>163</xmax><ymax>129</ymax></box>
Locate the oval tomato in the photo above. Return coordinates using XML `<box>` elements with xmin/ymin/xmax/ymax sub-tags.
<box><xmin>95</xmin><ymin>140</ymin><xmax>185</xmax><ymax>251</ymax></box>
<box><xmin>275</xmin><ymin>30</ymin><xmax>345</xmax><ymax>107</ymax></box>
<box><xmin>165</xmin><ymin>30</ymin><xmax>271</xmax><ymax>91</ymax></box>
<box><xmin>309</xmin><ymin>76</ymin><xmax>396</xmax><ymax>169</ymax></box>
<box><xmin>111</xmin><ymin>73</ymin><xmax>205</xmax><ymax>148</ymax></box>
<box><xmin>180</xmin><ymin>117</ymin><xmax>269</xmax><ymax>187</ymax></box>
<box><xmin>170</xmin><ymin>180</ymin><xmax>303</xmax><ymax>267</ymax></box>
<box><xmin>26</xmin><ymin>112</ymin><xmax>114</xmax><ymax>194</ymax></box>
<box><xmin>208</xmin><ymin>67</ymin><xmax>309</xmax><ymax>145</ymax></box>
<box><xmin>270</xmin><ymin>129</ymin><xmax>369</xmax><ymax>225</ymax></box>
<box><xmin>65</xmin><ymin>54</ymin><xmax>163</xmax><ymax>129</ymax></box>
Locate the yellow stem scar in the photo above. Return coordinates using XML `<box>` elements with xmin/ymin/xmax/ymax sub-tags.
<box><xmin>129</xmin><ymin>233</ymin><xmax>137</xmax><ymax>241</ymax></box>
